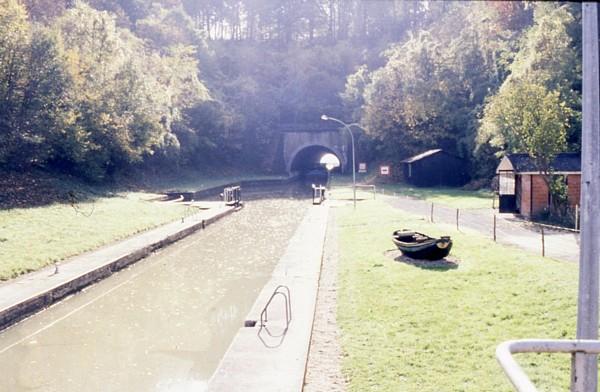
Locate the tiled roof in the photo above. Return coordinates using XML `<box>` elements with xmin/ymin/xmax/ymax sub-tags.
<box><xmin>503</xmin><ymin>153</ymin><xmax>581</xmax><ymax>173</ymax></box>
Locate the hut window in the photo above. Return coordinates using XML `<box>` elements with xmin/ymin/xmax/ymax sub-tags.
<box><xmin>499</xmin><ymin>172</ymin><xmax>515</xmax><ymax>195</ymax></box>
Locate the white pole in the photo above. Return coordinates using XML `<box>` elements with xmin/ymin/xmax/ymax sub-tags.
<box><xmin>572</xmin><ymin>4</ymin><xmax>600</xmax><ymax>391</ymax></box>
<box><xmin>345</xmin><ymin>124</ymin><xmax>356</xmax><ymax>210</ymax></box>
<box><xmin>321</xmin><ymin>115</ymin><xmax>357</xmax><ymax>210</ymax></box>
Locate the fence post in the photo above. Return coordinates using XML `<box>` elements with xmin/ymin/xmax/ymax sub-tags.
<box><xmin>541</xmin><ymin>226</ymin><xmax>545</xmax><ymax>257</ymax></box>
<box><xmin>456</xmin><ymin>209</ymin><xmax>459</xmax><ymax>231</ymax></box>
<box><xmin>493</xmin><ymin>214</ymin><xmax>497</xmax><ymax>242</ymax></box>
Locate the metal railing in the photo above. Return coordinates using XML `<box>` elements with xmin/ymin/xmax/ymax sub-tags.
<box><xmin>256</xmin><ymin>285</ymin><xmax>292</xmax><ymax>348</ymax></box>
<box><xmin>496</xmin><ymin>339</ymin><xmax>600</xmax><ymax>392</ymax></box>
<box><xmin>312</xmin><ymin>184</ymin><xmax>326</xmax><ymax>205</ymax></box>
<box><xmin>355</xmin><ymin>184</ymin><xmax>376</xmax><ymax>199</ymax></box>
<box><xmin>260</xmin><ymin>285</ymin><xmax>292</xmax><ymax>329</ymax></box>
<box><xmin>222</xmin><ymin>186</ymin><xmax>242</xmax><ymax>207</ymax></box>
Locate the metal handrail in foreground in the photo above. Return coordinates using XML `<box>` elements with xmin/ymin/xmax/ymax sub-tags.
<box><xmin>496</xmin><ymin>339</ymin><xmax>600</xmax><ymax>392</ymax></box>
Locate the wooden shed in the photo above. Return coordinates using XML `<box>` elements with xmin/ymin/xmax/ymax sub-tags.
<box><xmin>401</xmin><ymin>149</ymin><xmax>469</xmax><ymax>187</ymax></box>
<box><xmin>496</xmin><ymin>153</ymin><xmax>581</xmax><ymax>217</ymax></box>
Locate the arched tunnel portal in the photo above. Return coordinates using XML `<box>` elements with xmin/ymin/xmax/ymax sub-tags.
<box><xmin>289</xmin><ymin>145</ymin><xmax>343</xmax><ymax>174</ymax></box>
<box><xmin>282</xmin><ymin>130</ymin><xmax>348</xmax><ymax>175</ymax></box>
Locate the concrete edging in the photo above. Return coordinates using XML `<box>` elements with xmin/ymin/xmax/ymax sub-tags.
<box><xmin>208</xmin><ymin>204</ymin><xmax>329</xmax><ymax>391</ymax></box>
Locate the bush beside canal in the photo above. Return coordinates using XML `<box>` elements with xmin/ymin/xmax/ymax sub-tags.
<box><xmin>336</xmin><ymin>200</ymin><xmax>576</xmax><ymax>391</ymax></box>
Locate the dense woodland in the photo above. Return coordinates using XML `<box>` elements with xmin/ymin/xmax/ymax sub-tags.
<box><xmin>0</xmin><ymin>0</ymin><xmax>582</xmax><ymax>184</ymax></box>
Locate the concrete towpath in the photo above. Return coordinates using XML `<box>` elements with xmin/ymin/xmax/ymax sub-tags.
<box><xmin>0</xmin><ymin>202</ymin><xmax>236</xmax><ymax>331</ymax></box>
<box><xmin>208</xmin><ymin>203</ymin><xmax>329</xmax><ymax>391</ymax></box>
<box><xmin>384</xmin><ymin>194</ymin><xmax>580</xmax><ymax>262</ymax></box>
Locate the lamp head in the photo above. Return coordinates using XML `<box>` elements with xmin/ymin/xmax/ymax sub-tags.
<box><xmin>320</xmin><ymin>114</ymin><xmax>328</xmax><ymax>121</ymax></box>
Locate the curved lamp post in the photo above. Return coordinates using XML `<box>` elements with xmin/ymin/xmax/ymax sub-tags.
<box><xmin>320</xmin><ymin>114</ymin><xmax>361</xmax><ymax>209</ymax></box>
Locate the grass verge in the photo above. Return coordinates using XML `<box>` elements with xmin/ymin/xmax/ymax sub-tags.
<box><xmin>336</xmin><ymin>199</ymin><xmax>577</xmax><ymax>391</ymax></box>
<box><xmin>381</xmin><ymin>184</ymin><xmax>495</xmax><ymax>210</ymax></box>
<box><xmin>0</xmin><ymin>193</ymin><xmax>188</xmax><ymax>280</ymax></box>
<box><xmin>329</xmin><ymin>174</ymin><xmax>494</xmax><ymax>210</ymax></box>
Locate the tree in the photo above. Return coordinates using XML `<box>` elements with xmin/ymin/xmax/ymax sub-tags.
<box><xmin>0</xmin><ymin>0</ymin><xmax>30</xmax><ymax>165</ymax></box>
<box><xmin>477</xmin><ymin>2</ymin><xmax>580</xmax><ymax>185</ymax></box>
<box><xmin>480</xmin><ymin>82</ymin><xmax>571</xmax><ymax>173</ymax></box>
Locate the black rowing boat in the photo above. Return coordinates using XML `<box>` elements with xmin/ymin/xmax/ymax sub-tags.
<box><xmin>392</xmin><ymin>230</ymin><xmax>452</xmax><ymax>260</ymax></box>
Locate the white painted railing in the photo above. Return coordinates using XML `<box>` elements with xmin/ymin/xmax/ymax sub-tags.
<box><xmin>496</xmin><ymin>339</ymin><xmax>600</xmax><ymax>392</ymax></box>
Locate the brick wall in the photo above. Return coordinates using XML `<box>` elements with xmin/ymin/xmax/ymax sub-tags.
<box><xmin>519</xmin><ymin>173</ymin><xmax>580</xmax><ymax>218</ymax></box>
<box><xmin>531</xmin><ymin>175</ymin><xmax>550</xmax><ymax>216</ymax></box>
<box><xmin>520</xmin><ymin>174</ymin><xmax>531</xmax><ymax>217</ymax></box>
<box><xmin>567</xmin><ymin>174</ymin><xmax>581</xmax><ymax>207</ymax></box>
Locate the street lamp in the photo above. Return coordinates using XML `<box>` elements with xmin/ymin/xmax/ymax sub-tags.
<box><xmin>321</xmin><ymin>114</ymin><xmax>359</xmax><ymax>209</ymax></box>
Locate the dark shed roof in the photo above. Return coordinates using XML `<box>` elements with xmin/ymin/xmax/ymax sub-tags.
<box><xmin>498</xmin><ymin>153</ymin><xmax>581</xmax><ymax>173</ymax></box>
<box><xmin>401</xmin><ymin>149</ymin><xmax>443</xmax><ymax>163</ymax></box>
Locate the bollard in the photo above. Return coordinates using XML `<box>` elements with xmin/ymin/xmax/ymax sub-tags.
<box><xmin>541</xmin><ymin>226</ymin><xmax>545</xmax><ymax>257</ymax></box>
<box><xmin>493</xmin><ymin>214</ymin><xmax>497</xmax><ymax>242</ymax></box>
<box><xmin>575</xmin><ymin>204</ymin><xmax>579</xmax><ymax>230</ymax></box>
<box><xmin>456</xmin><ymin>209</ymin><xmax>459</xmax><ymax>231</ymax></box>
<box><xmin>430</xmin><ymin>203</ymin><xmax>434</xmax><ymax>223</ymax></box>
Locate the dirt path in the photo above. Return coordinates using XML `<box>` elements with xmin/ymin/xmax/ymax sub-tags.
<box><xmin>384</xmin><ymin>195</ymin><xmax>580</xmax><ymax>262</ymax></box>
<box><xmin>304</xmin><ymin>209</ymin><xmax>347</xmax><ymax>392</ymax></box>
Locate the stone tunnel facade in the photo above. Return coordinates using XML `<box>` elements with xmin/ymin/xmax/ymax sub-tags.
<box><xmin>283</xmin><ymin>131</ymin><xmax>348</xmax><ymax>174</ymax></box>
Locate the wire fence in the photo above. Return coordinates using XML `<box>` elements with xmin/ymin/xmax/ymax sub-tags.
<box><xmin>384</xmin><ymin>194</ymin><xmax>580</xmax><ymax>263</ymax></box>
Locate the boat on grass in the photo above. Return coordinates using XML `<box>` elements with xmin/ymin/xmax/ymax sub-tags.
<box><xmin>392</xmin><ymin>230</ymin><xmax>452</xmax><ymax>260</ymax></box>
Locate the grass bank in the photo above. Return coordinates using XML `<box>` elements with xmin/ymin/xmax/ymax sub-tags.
<box><xmin>329</xmin><ymin>174</ymin><xmax>494</xmax><ymax>209</ymax></box>
<box><xmin>0</xmin><ymin>168</ymin><xmax>290</xmax><ymax>281</ymax></box>
<box><xmin>336</xmin><ymin>200</ymin><xmax>577</xmax><ymax>391</ymax></box>
<box><xmin>381</xmin><ymin>184</ymin><xmax>494</xmax><ymax>210</ymax></box>
<box><xmin>0</xmin><ymin>193</ymin><xmax>188</xmax><ymax>280</ymax></box>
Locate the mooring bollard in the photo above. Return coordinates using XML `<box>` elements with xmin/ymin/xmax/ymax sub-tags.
<box><xmin>541</xmin><ymin>226</ymin><xmax>545</xmax><ymax>257</ymax></box>
<box><xmin>493</xmin><ymin>214</ymin><xmax>497</xmax><ymax>242</ymax></box>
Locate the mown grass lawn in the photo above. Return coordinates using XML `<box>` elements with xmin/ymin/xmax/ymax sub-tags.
<box><xmin>329</xmin><ymin>174</ymin><xmax>494</xmax><ymax>209</ymax></box>
<box><xmin>0</xmin><ymin>193</ymin><xmax>188</xmax><ymax>280</ymax></box>
<box><xmin>381</xmin><ymin>184</ymin><xmax>495</xmax><ymax>210</ymax></box>
<box><xmin>336</xmin><ymin>200</ymin><xmax>577</xmax><ymax>391</ymax></box>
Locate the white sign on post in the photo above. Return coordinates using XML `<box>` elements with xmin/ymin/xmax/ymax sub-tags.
<box><xmin>380</xmin><ymin>165</ymin><xmax>390</xmax><ymax>176</ymax></box>
<box><xmin>358</xmin><ymin>163</ymin><xmax>367</xmax><ymax>173</ymax></box>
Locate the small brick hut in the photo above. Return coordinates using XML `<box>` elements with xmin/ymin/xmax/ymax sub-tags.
<box><xmin>401</xmin><ymin>149</ymin><xmax>469</xmax><ymax>187</ymax></box>
<box><xmin>496</xmin><ymin>153</ymin><xmax>581</xmax><ymax>217</ymax></box>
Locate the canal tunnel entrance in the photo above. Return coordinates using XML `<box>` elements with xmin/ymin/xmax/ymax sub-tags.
<box><xmin>289</xmin><ymin>145</ymin><xmax>342</xmax><ymax>185</ymax></box>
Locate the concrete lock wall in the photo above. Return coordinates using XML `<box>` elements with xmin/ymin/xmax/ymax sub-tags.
<box><xmin>283</xmin><ymin>131</ymin><xmax>348</xmax><ymax>174</ymax></box>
